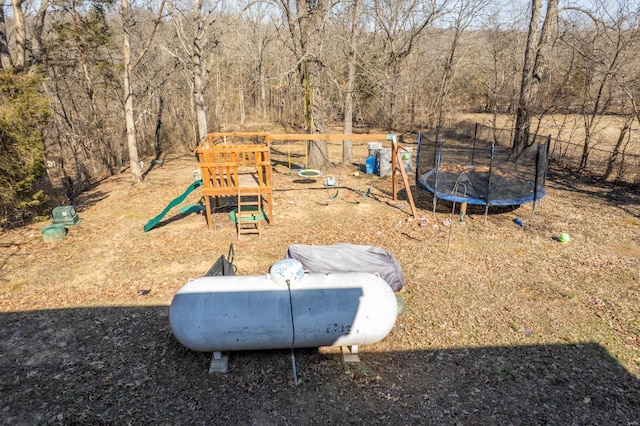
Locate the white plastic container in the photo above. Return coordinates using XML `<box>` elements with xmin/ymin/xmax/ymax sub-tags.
<box><xmin>367</xmin><ymin>142</ymin><xmax>383</xmax><ymax>158</ymax></box>
<box><xmin>377</xmin><ymin>147</ymin><xmax>412</xmax><ymax>176</ymax></box>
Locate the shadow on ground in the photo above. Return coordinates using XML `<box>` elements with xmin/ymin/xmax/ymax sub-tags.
<box><xmin>1</xmin><ymin>306</ymin><xmax>638</xmax><ymax>424</ymax></box>
<box><xmin>546</xmin><ymin>166</ymin><xmax>640</xmax><ymax>219</ymax></box>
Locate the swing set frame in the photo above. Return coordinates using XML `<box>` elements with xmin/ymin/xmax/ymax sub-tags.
<box><xmin>264</xmin><ymin>133</ymin><xmax>416</xmax><ymax>216</ymax></box>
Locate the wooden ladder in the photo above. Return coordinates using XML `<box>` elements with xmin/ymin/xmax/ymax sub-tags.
<box><xmin>236</xmin><ymin>186</ymin><xmax>262</xmax><ymax>239</ymax></box>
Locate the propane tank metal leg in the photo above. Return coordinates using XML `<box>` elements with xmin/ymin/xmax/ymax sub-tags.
<box><xmin>209</xmin><ymin>351</ymin><xmax>229</xmax><ymax>374</ymax></box>
<box><xmin>341</xmin><ymin>345</ymin><xmax>360</xmax><ymax>363</ymax></box>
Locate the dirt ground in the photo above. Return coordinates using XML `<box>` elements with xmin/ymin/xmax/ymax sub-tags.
<box><xmin>1</xmin><ymin>136</ymin><xmax>639</xmax><ymax>425</ymax></box>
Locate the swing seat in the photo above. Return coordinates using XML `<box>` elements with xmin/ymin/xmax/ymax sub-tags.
<box><xmin>297</xmin><ymin>169</ymin><xmax>322</xmax><ymax>177</ymax></box>
<box><xmin>325</xmin><ymin>176</ymin><xmax>337</xmax><ymax>186</ymax></box>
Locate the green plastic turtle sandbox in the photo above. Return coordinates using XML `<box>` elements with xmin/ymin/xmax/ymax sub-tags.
<box><xmin>228</xmin><ymin>206</ymin><xmax>266</xmax><ymax>223</ymax></box>
<box><xmin>41</xmin><ymin>224</ymin><xmax>68</xmax><ymax>242</ymax></box>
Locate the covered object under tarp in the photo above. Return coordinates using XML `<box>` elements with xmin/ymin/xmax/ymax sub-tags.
<box><xmin>285</xmin><ymin>243</ymin><xmax>404</xmax><ymax>292</ymax></box>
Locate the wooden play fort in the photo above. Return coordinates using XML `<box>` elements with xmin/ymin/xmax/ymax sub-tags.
<box><xmin>195</xmin><ymin>132</ymin><xmax>416</xmax><ymax>238</ymax></box>
<box><xmin>195</xmin><ymin>132</ymin><xmax>273</xmax><ymax>237</ymax></box>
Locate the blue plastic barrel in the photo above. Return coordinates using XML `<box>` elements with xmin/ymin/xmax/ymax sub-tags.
<box><xmin>365</xmin><ymin>156</ymin><xmax>376</xmax><ymax>174</ymax></box>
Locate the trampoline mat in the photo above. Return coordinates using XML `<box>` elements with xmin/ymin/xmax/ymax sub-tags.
<box><xmin>419</xmin><ymin>169</ymin><xmax>544</xmax><ymax>206</ymax></box>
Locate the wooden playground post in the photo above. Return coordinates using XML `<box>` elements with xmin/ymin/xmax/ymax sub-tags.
<box><xmin>391</xmin><ymin>136</ymin><xmax>418</xmax><ymax>219</ymax></box>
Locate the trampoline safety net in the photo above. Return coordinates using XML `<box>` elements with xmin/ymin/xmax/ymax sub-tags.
<box><xmin>416</xmin><ymin>124</ymin><xmax>549</xmax><ymax>208</ymax></box>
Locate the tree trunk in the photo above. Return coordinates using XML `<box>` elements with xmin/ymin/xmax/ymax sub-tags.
<box><xmin>72</xmin><ymin>4</ymin><xmax>114</xmax><ymax>174</ymax></box>
<box><xmin>11</xmin><ymin>0</ymin><xmax>26</xmax><ymax>71</ymax></box>
<box><xmin>342</xmin><ymin>0</ymin><xmax>360</xmax><ymax>165</ymax></box>
<box><xmin>155</xmin><ymin>96</ymin><xmax>164</xmax><ymax>159</ymax></box>
<box><xmin>514</xmin><ymin>0</ymin><xmax>558</xmax><ymax>152</ymax></box>
<box><xmin>579</xmin><ymin>121</ymin><xmax>591</xmax><ymax>170</ymax></box>
<box><xmin>0</xmin><ymin>2</ymin><xmax>12</xmax><ymax>68</ymax></box>
<box><xmin>387</xmin><ymin>64</ymin><xmax>400</xmax><ymax>129</ymax></box>
<box><xmin>121</xmin><ymin>0</ymin><xmax>142</xmax><ymax>183</ymax></box>
<box><xmin>120</xmin><ymin>0</ymin><xmax>165</xmax><ymax>182</ymax></box>
<box><xmin>297</xmin><ymin>0</ymin><xmax>330</xmax><ymax>169</ymax></box>
<box><xmin>30</xmin><ymin>0</ymin><xmax>49</xmax><ymax>69</ymax></box>
<box><xmin>193</xmin><ymin>0</ymin><xmax>208</xmax><ymax>143</ymax></box>
<box><xmin>514</xmin><ymin>0</ymin><xmax>542</xmax><ymax>152</ymax></box>
<box><xmin>434</xmin><ymin>30</ymin><xmax>460</xmax><ymax>127</ymax></box>
<box><xmin>303</xmin><ymin>59</ymin><xmax>329</xmax><ymax>167</ymax></box>
<box><xmin>603</xmin><ymin>117</ymin><xmax>631</xmax><ymax>181</ymax></box>
<box><xmin>260</xmin><ymin>62</ymin><xmax>267</xmax><ymax>120</ymax></box>
<box><xmin>238</xmin><ymin>84</ymin><xmax>245</xmax><ymax>125</ymax></box>
<box><xmin>434</xmin><ymin>0</ymin><xmax>487</xmax><ymax>127</ymax></box>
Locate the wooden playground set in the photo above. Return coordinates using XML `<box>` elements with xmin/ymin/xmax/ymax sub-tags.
<box><xmin>144</xmin><ymin>132</ymin><xmax>416</xmax><ymax>238</ymax></box>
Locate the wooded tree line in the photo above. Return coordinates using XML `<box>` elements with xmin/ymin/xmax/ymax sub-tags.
<box><xmin>0</xmin><ymin>0</ymin><xmax>638</xmax><ymax>227</ymax></box>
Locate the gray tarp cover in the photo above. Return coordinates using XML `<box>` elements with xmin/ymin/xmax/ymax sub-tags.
<box><xmin>285</xmin><ymin>243</ymin><xmax>404</xmax><ymax>292</ymax></box>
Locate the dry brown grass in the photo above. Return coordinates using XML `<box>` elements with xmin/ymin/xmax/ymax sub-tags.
<box><xmin>1</xmin><ymin>137</ymin><xmax>639</xmax><ymax>424</ymax></box>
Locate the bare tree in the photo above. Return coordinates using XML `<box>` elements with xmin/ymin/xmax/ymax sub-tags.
<box><xmin>371</xmin><ymin>0</ymin><xmax>449</xmax><ymax>129</ymax></box>
<box><xmin>513</xmin><ymin>0</ymin><xmax>558</xmax><ymax>152</ymax></box>
<box><xmin>477</xmin><ymin>18</ymin><xmax>521</xmax><ymax>125</ymax></box>
<box><xmin>432</xmin><ymin>0</ymin><xmax>489</xmax><ymax>127</ymax></box>
<box><xmin>299</xmin><ymin>0</ymin><xmax>332</xmax><ymax>167</ymax></box>
<box><xmin>61</xmin><ymin>4</ymin><xmax>118</xmax><ymax>173</ymax></box>
<box><xmin>167</xmin><ymin>0</ymin><xmax>234</xmax><ymax>145</ymax></box>
<box><xmin>0</xmin><ymin>2</ymin><xmax>13</xmax><ymax>68</ymax></box>
<box><xmin>192</xmin><ymin>0</ymin><xmax>210</xmax><ymax>142</ymax></box>
<box><xmin>29</xmin><ymin>0</ymin><xmax>49</xmax><ymax>69</ymax></box>
<box><xmin>560</xmin><ymin>0</ymin><xmax>638</xmax><ymax>170</ymax></box>
<box><xmin>603</xmin><ymin>115</ymin><xmax>633</xmax><ymax>182</ymax></box>
<box><xmin>0</xmin><ymin>0</ymin><xmax>49</xmax><ymax>71</ymax></box>
<box><xmin>10</xmin><ymin>0</ymin><xmax>27</xmax><ymax>70</ymax></box>
<box><xmin>36</xmin><ymin>0</ymin><xmax>132</xmax><ymax>195</ymax></box>
<box><xmin>121</xmin><ymin>0</ymin><xmax>166</xmax><ymax>183</ymax></box>
<box><xmin>238</xmin><ymin>3</ymin><xmax>276</xmax><ymax>122</ymax></box>
<box><xmin>121</xmin><ymin>0</ymin><xmax>140</xmax><ymax>182</ymax></box>
<box><xmin>273</xmin><ymin>0</ymin><xmax>333</xmax><ymax>168</ymax></box>
<box><xmin>341</xmin><ymin>0</ymin><xmax>361</xmax><ymax>164</ymax></box>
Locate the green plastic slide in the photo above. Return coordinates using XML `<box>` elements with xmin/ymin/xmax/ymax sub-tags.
<box><xmin>143</xmin><ymin>179</ymin><xmax>203</xmax><ymax>232</ymax></box>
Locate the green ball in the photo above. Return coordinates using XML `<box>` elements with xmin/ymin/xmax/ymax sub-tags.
<box><xmin>558</xmin><ymin>232</ymin><xmax>571</xmax><ymax>243</ymax></box>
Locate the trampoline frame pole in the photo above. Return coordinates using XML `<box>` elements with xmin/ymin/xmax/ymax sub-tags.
<box><xmin>532</xmin><ymin>142</ymin><xmax>542</xmax><ymax>221</ymax></box>
<box><xmin>433</xmin><ymin>125</ymin><xmax>440</xmax><ymax>170</ymax></box>
<box><xmin>542</xmin><ymin>135</ymin><xmax>551</xmax><ymax>187</ymax></box>
<box><xmin>432</xmin><ymin>128</ymin><xmax>443</xmax><ymax>214</ymax></box>
<box><xmin>531</xmin><ymin>135</ymin><xmax>551</xmax><ymax>221</ymax></box>
<box><xmin>484</xmin><ymin>143</ymin><xmax>495</xmax><ymax>221</ymax></box>
<box><xmin>471</xmin><ymin>122</ymin><xmax>478</xmax><ymax>166</ymax></box>
<box><xmin>415</xmin><ymin>132</ymin><xmax>423</xmax><ymax>204</ymax></box>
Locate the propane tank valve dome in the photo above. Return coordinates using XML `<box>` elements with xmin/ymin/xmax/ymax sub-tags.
<box><xmin>270</xmin><ymin>259</ymin><xmax>304</xmax><ymax>287</ymax></box>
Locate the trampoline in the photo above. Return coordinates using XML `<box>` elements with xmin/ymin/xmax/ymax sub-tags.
<box><xmin>419</xmin><ymin>167</ymin><xmax>545</xmax><ymax>206</ymax></box>
<box><xmin>416</xmin><ymin>124</ymin><xmax>550</xmax><ymax>217</ymax></box>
